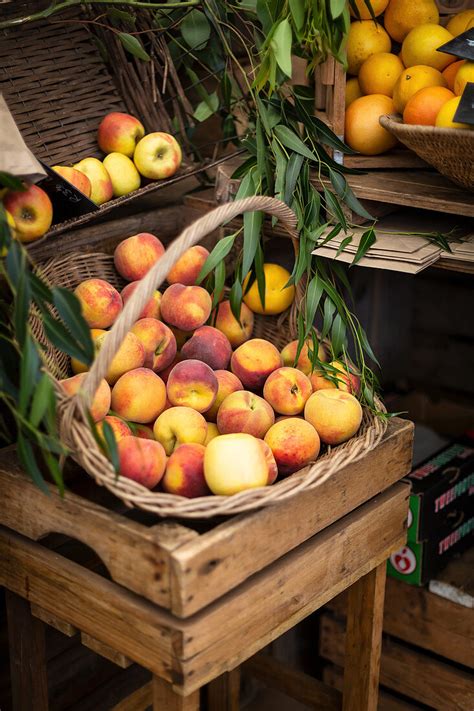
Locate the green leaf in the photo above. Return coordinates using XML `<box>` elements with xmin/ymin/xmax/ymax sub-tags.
<box><xmin>274</xmin><ymin>125</ymin><xmax>318</xmax><ymax>162</ymax></box>
<box><xmin>321</xmin><ymin>297</ymin><xmax>336</xmax><ymax>340</ymax></box>
<box><xmin>30</xmin><ymin>271</ymin><xmax>52</xmax><ymax>304</ymax></box>
<box><xmin>256</xmin><ymin>0</ymin><xmax>274</xmax><ymax>34</ymax></box>
<box><xmin>256</xmin><ymin>96</ymin><xmax>271</xmax><ymax>135</ymax></box>
<box><xmin>358</xmin><ymin>324</ymin><xmax>380</xmax><ymax>366</ymax></box>
<box><xmin>29</xmin><ymin>373</ymin><xmax>54</xmax><ymax>428</ymax></box>
<box><xmin>229</xmin><ymin>278</ymin><xmax>243</xmax><ymax>323</ymax></box>
<box><xmin>352</xmin><ymin>227</ymin><xmax>376</xmax><ymax>266</ymax></box>
<box><xmin>305</xmin><ymin>276</ymin><xmax>323</xmax><ymax>336</ymax></box>
<box><xmin>19</xmin><ymin>335</ymin><xmax>40</xmax><ymax>415</ymax></box>
<box><xmin>254</xmin><ymin>242</ymin><xmax>266</xmax><ymax>310</ymax></box>
<box><xmin>101</xmin><ymin>420</ymin><xmax>120</xmax><ymax>474</ymax></box>
<box><xmin>17</xmin><ymin>433</ymin><xmax>49</xmax><ymax>494</ymax></box>
<box><xmin>336</xmin><ymin>235</ymin><xmax>353</xmax><ymax>257</ymax></box>
<box><xmin>242</xmin><ymin>209</ymin><xmax>263</xmax><ymax>278</ymax></box>
<box><xmin>14</xmin><ymin>260</ymin><xmax>31</xmax><ymax>347</ymax></box>
<box><xmin>212</xmin><ymin>260</ymin><xmax>226</xmax><ymax>309</ymax></box>
<box><xmin>42</xmin><ymin>450</ymin><xmax>64</xmax><ymax>496</ymax></box>
<box><xmin>271</xmin><ymin>18</ymin><xmax>292</xmax><ymax>77</ymax></box>
<box><xmin>118</xmin><ymin>33</ymin><xmax>150</xmax><ymax>61</ymax></box>
<box><xmin>43</xmin><ymin>316</ymin><xmax>92</xmax><ymax>363</ymax></box>
<box><xmin>330</xmin><ymin>0</ymin><xmax>347</xmax><ymax>19</ymax></box>
<box><xmin>0</xmin><ymin>172</ymin><xmax>25</xmax><ymax>191</ymax></box>
<box><xmin>231</xmin><ymin>156</ymin><xmax>257</xmax><ymax>181</ymax></box>
<box><xmin>197</xmin><ymin>231</ymin><xmax>238</xmax><ymax>284</ymax></box>
<box><xmin>180</xmin><ymin>9</ymin><xmax>211</xmax><ymax>50</ymax></box>
<box><xmin>107</xmin><ymin>8</ymin><xmax>136</xmax><ymax>26</ymax></box>
<box><xmin>323</xmin><ymin>187</ymin><xmax>348</xmax><ymax>229</ymax></box>
<box><xmin>255</xmin><ymin>117</ymin><xmax>267</xmax><ymax>186</ymax></box>
<box><xmin>331</xmin><ymin>313</ymin><xmax>346</xmax><ymax>356</ymax></box>
<box><xmin>329</xmin><ymin>169</ymin><xmax>374</xmax><ymax>221</ymax></box>
<box><xmin>284</xmin><ymin>152</ymin><xmax>304</xmax><ymax>206</ymax></box>
<box><xmin>193</xmin><ymin>91</ymin><xmax>219</xmax><ymax>122</ymax></box>
<box><xmin>53</xmin><ymin>287</ymin><xmax>94</xmax><ymax>364</ymax></box>
<box><xmin>272</xmin><ymin>138</ymin><xmax>288</xmax><ymax>202</ymax></box>
<box><xmin>235</xmin><ymin>167</ymin><xmax>256</xmax><ymax>200</ymax></box>
<box><xmin>289</xmin><ymin>0</ymin><xmax>305</xmax><ymax>31</ymax></box>
<box><xmin>221</xmin><ymin>72</ymin><xmax>232</xmax><ymax>109</ymax></box>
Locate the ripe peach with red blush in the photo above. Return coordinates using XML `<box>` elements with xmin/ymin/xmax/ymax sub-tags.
<box><xmin>167</xmin><ymin>359</ymin><xmax>218</xmax><ymax>413</ymax></box>
<box><xmin>111</xmin><ymin>367</ymin><xmax>166</xmax><ymax>423</ymax></box>
<box><xmin>114</xmin><ymin>233</ymin><xmax>165</xmax><ymax>281</ymax></box>
<box><xmin>167</xmin><ymin>245</ymin><xmax>210</xmax><ymax>285</ymax></box>
<box><xmin>96</xmin><ymin>415</ymin><xmax>131</xmax><ymax>444</ymax></box>
<box><xmin>160</xmin><ymin>283</ymin><xmax>212</xmax><ymax>331</ymax></box>
<box><xmin>217</xmin><ymin>390</ymin><xmax>274</xmax><ymax>439</ymax></box>
<box><xmin>231</xmin><ymin>338</ymin><xmax>282</xmax><ymax>391</ymax></box>
<box><xmin>153</xmin><ymin>406</ymin><xmax>207</xmax><ymax>455</ymax></box>
<box><xmin>121</xmin><ymin>281</ymin><xmax>162</xmax><ymax>320</ymax></box>
<box><xmin>130</xmin><ymin>318</ymin><xmax>177</xmax><ymax>372</ymax></box>
<box><xmin>181</xmin><ymin>326</ymin><xmax>232</xmax><ymax>370</ymax></box>
<box><xmin>60</xmin><ymin>373</ymin><xmax>111</xmax><ymax>423</ymax></box>
<box><xmin>205</xmin><ymin>370</ymin><xmax>243</xmax><ymax>422</ymax></box>
<box><xmin>162</xmin><ymin>443</ymin><xmax>210</xmax><ymax>497</ymax></box>
<box><xmin>263</xmin><ymin>367</ymin><xmax>312</xmax><ymax>416</ymax></box>
<box><xmin>117</xmin><ymin>436</ymin><xmax>166</xmax><ymax>488</ymax></box>
<box><xmin>264</xmin><ymin>418</ymin><xmax>320</xmax><ymax>474</ymax></box>
<box><xmin>304</xmin><ymin>390</ymin><xmax>363</xmax><ymax>445</ymax></box>
<box><xmin>95</xmin><ymin>331</ymin><xmax>145</xmax><ymax>385</ymax></box>
<box><xmin>74</xmin><ymin>278</ymin><xmax>122</xmax><ymax>329</ymax></box>
<box><xmin>281</xmin><ymin>338</ymin><xmax>327</xmax><ymax>375</ymax></box>
<box><xmin>214</xmin><ymin>300</ymin><xmax>254</xmax><ymax>348</ymax></box>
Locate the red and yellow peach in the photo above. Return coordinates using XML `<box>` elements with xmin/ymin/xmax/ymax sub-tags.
<box><xmin>121</xmin><ymin>281</ymin><xmax>162</xmax><ymax>320</ymax></box>
<box><xmin>60</xmin><ymin>373</ymin><xmax>111</xmax><ymax>422</ymax></box>
<box><xmin>160</xmin><ymin>283</ymin><xmax>212</xmax><ymax>331</ymax></box>
<box><xmin>167</xmin><ymin>245</ymin><xmax>210</xmax><ymax>285</ymax></box>
<box><xmin>181</xmin><ymin>326</ymin><xmax>232</xmax><ymax>371</ymax></box>
<box><xmin>263</xmin><ymin>367</ymin><xmax>312</xmax><ymax>416</ymax></box>
<box><xmin>264</xmin><ymin>418</ymin><xmax>320</xmax><ymax>474</ymax></box>
<box><xmin>281</xmin><ymin>338</ymin><xmax>327</xmax><ymax>375</ymax></box>
<box><xmin>231</xmin><ymin>338</ymin><xmax>282</xmax><ymax>391</ymax></box>
<box><xmin>96</xmin><ymin>415</ymin><xmax>131</xmax><ymax>443</ymax></box>
<box><xmin>114</xmin><ymin>233</ymin><xmax>165</xmax><ymax>282</ymax></box>
<box><xmin>214</xmin><ymin>300</ymin><xmax>254</xmax><ymax>348</ymax></box>
<box><xmin>217</xmin><ymin>390</ymin><xmax>274</xmax><ymax>439</ymax></box>
<box><xmin>95</xmin><ymin>331</ymin><xmax>145</xmax><ymax>385</ymax></box>
<box><xmin>205</xmin><ymin>370</ymin><xmax>243</xmax><ymax>422</ymax></box>
<box><xmin>74</xmin><ymin>279</ymin><xmax>122</xmax><ymax>329</ymax></box>
<box><xmin>117</xmin><ymin>436</ymin><xmax>166</xmax><ymax>488</ymax></box>
<box><xmin>130</xmin><ymin>318</ymin><xmax>177</xmax><ymax>372</ymax></box>
<box><xmin>304</xmin><ymin>390</ymin><xmax>363</xmax><ymax>445</ymax></box>
<box><xmin>162</xmin><ymin>443</ymin><xmax>210</xmax><ymax>497</ymax></box>
<box><xmin>166</xmin><ymin>359</ymin><xmax>218</xmax><ymax>413</ymax></box>
<box><xmin>111</xmin><ymin>367</ymin><xmax>166</xmax><ymax>423</ymax></box>
<box><xmin>153</xmin><ymin>406</ymin><xmax>207</xmax><ymax>455</ymax></box>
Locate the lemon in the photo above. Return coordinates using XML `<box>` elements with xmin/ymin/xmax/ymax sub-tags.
<box><xmin>402</xmin><ymin>24</ymin><xmax>455</xmax><ymax>72</ymax></box>
<box><xmin>358</xmin><ymin>52</ymin><xmax>405</xmax><ymax>97</ymax></box>
<box><xmin>435</xmin><ymin>96</ymin><xmax>472</xmax><ymax>129</ymax></box>
<box><xmin>454</xmin><ymin>61</ymin><xmax>474</xmax><ymax>97</ymax></box>
<box><xmin>243</xmin><ymin>264</ymin><xmax>295</xmax><ymax>315</ymax></box>
<box><xmin>346</xmin><ymin>21</ymin><xmax>391</xmax><ymax>76</ymax></box>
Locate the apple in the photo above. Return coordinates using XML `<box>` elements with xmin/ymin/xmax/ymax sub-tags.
<box><xmin>97</xmin><ymin>112</ymin><xmax>145</xmax><ymax>157</ymax></box>
<box><xmin>3</xmin><ymin>184</ymin><xmax>53</xmax><ymax>242</ymax></box>
<box><xmin>133</xmin><ymin>132</ymin><xmax>182</xmax><ymax>180</ymax></box>
<box><xmin>74</xmin><ymin>157</ymin><xmax>113</xmax><ymax>205</ymax></box>
<box><xmin>103</xmin><ymin>153</ymin><xmax>141</xmax><ymax>197</ymax></box>
<box><xmin>52</xmin><ymin>166</ymin><xmax>92</xmax><ymax>197</ymax></box>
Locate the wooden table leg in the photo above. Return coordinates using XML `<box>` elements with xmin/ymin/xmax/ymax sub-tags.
<box><xmin>152</xmin><ymin>675</ymin><xmax>200</xmax><ymax>710</ymax></box>
<box><xmin>5</xmin><ymin>590</ymin><xmax>49</xmax><ymax>711</ymax></box>
<box><xmin>208</xmin><ymin>668</ymin><xmax>241</xmax><ymax>711</ymax></box>
<box><xmin>342</xmin><ymin>562</ymin><xmax>387</xmax><ymax>711</ymax></box>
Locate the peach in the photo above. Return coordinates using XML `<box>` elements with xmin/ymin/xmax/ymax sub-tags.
<box><xmin>153</xmin><ymin>406</ymin><xmax>207</xmax><ymax>455</ymax></box>
<box><xmin>4</xmin><ymin>184</ymin><xmax>53</xmax><ymax>242</ymax></box>
<box><xmin>95</xmin><ymin>331</ymin><xmax>145</xmax><ymax>385</ymax></box>
<box><xmin>204</xmin><ymin>422</ymin><xmax>220</xmax><ymax>445</ymax></box>
<box><xmin>114</xmin><ymin>233</ymin><xmax>165</xmax><ymax>282</ymax></box>
<box><xmin>260</xmin><ymin>439</ymin><xmax>278</xmax><ymax>484</ymax></box>
<box><xmin>281</xmin><ymin>338</ymin><xmax>327</xmax><ymax>375</ymax></box>
<box><xmin>74</xmin><ymin>157</ymin><xmax>113</xmax><ymax>205</ymax></box>
<box><xmin>310</xmin><ymin>360</ymin><xmax>360</xmax><ymax>395</ymax></box>
<box><xmin>214</xmin><ymin>300</ymin><xmax>254</xmax><ymax>348</ymax></box>
<box><xmin>217</xmin><ymin>390</ymin><xmax>274</xmax><ymax>439</ymax></box>
<box><xmin>121</xmin><ymin>281</ymin><xmax>162</xmax><ymax>320</ymax></box>
<box><xmin>96</xmin><ymin>415</ymin><xmax>131</xmax><ymax>444</ymax></box>
<box><xmin>204</xmin><ymin>433</ymin><xmax>272</xmax><ymax>495</ymax></box>
<box><xmin>74</xmin><ymin>279</ymin><xmax>122</xmax><ymax>329</ymax></box>
<box><xmin>52</xmin><ymin>166</ymin><xmax>92</xmax><ymax>197</ymax></box>
<box><xmin>231</xmin><ymin>338</ymin><xmax>282</xmax><ymax>391</ymax></box>
<box><xmin>205</xmin><ymin>370</ymin><xmax>243</xmax><ymax>422</ymax></box>
<box><xmin>304</xmin><ymin>390</ymin><xmax>363</xmax><ymax>445</ymax></box>
<box><xmin>97</xmin><ymin>112</ymin><xmax>145</xmax><ymax>157</ymax></box>
<box><xmin>167</xmin><ymin>359</ymin><xmax>218</xmax><ymax>413</ymax></box>
<box><xmin>160</xmin><ymin>283</ymin><xmax>212</xmax><ymax>331</ymax></box>
<box><xmin>111</xmin><ymin>367</ymin><xmax>166</xmax><ymax>423</ymax></box>
<box><xmin>263</xmin><ymin>367</ymin><xmax>312</xmax><ymax>416</ymax></box>
<box><xmin>162</xmin><ymin>443</ymin><xmax>210</xmax><ymax>497</ymax></box>
<box><xmin>130</xmin><ymin>318</ymin><xmax>177</xmax><ymax>372</ymax></box>
<box><xmin>181</xmin><ymin>326</ymin><xmax>232</xmax><ymax>370</ymax></box>
<box><xmin>168</xmin><ymin>325</ymin><xmax>192</xmax><ymax>350</ymax></box>
<box><xmin>264</xmin><ymin>418</ymin><xmax>320</xmax><ymax>474</ymax></box>
<box><xmin>133</xmin><ymin>423</ymin><xmax>155</xmax><ymax>440</ymax></box>
<box><xmin>71</xmin><ymin>328</ymin><xmax>106</xmax><ymax>374</ymax></box>
<box><xmin>60</xmin><ymin>373</ymin><xmax>111</xmax><ymax>422</ymax></box>
<box><xmin>117</xmin><ymin>436</ymin><xmax>166</xmax><ymax>489</ymax></box>
<box><xmin>167</xmin><ymin>245</ymin><xmax>210</xmax><ymax>285</ymax></box>
<box><xmin>158</xmin><ymin>354</ymin><xmax>182</xmax><ymax>384</ymax></box>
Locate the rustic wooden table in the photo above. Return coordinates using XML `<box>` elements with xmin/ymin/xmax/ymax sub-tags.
<box><xmin>0</xmin><ymin>418</ymin><xmax>413</xmax><ymax>711</ymax></box>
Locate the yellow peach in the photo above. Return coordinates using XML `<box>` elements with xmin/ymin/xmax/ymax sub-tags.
<box><xmin>167</xmin><ymin>245</ymin><xmax>210</xmax><ymax>285</ymax></box>
<box><xmin>95</xmin><ymin>331</ymin><xmax>145</xmax><ymax>385</ymax></box>
<box><xmin>217</xmin><ymin>390</ymin><xmax>274</xmax><ymax>439</ymax></box>
<box><xmin>130</xmin><ymin>318</ymin><xmax>177</xmax><ymax>372</ymax></box>
<box><xmin>153</xmin><ymin>406</ymin><xmax>207</xmax><ymax>455</ymax></box>
<box><xmin>304</xmin><ymin>390</ymin><xmax>363</xmax><ymax>445</ymax></box>
<box><xmin>181</xmin><ymin>325</ymin><xmax>232</xmax><ymax>370</ymax></box>
<box><xmin>96</xmin><ymin>415</ymin><xmax>131</xmax><ymax>444</ymax></box>
<box><xmin>166</xmin><ymin>359</ymin><xmax>218</xmax><ymax>413</ymax></box>
<box><xmin>205</xmin><ymin>370</ymin><xmax>243</xmax><ymax>422</ymax></box>
<box><xmin>264</xmin><ymin>418</ymin><xmax>320</xmax><ymax>474</ymax></box>
<box><xmin>263</xmin><ymin>367</ymin><xmax>312</xmax><ymax>416</ymax></box>
<box><xmin>204</xmin><ymin>422</ymin><xmax>220</xmax><ymax>445</ymax></box>
<box><xmin>60</xmin><ymin>373</ymin><xmax>111</xmax><ymax>423</ymax></box>
<box><xmin>231</xmin><ymin>338</ymin><xmax>282</xmax><ymax>391</ymax></box>
<box><xmin>214</xmin><ymin>300</ymin><xmax>254</xmax><ymax>348</ymax></box>
<box><xmin>281</xmin><ymin>338</ymin><xmax>327</xmax><ymax>375</ymax></box>
<box><xmin>74</xmin><ymin>279</ymin><xmax>122</xmax><ymax>329</ymax></box>
<box><xmin>114</xmin><ymin>233</ymin><xmax>165</xmax><ymax>282</ymax></box>
<box><xmin>162</xmin><ymin>443</ymin><xmax>210</xmax><ymax>497</ymax></box>
<box><xmin>121</xmin><ymin>281</ymin><xmax>162</xmax><ymax>320</ymax></box>
<box><xmin>160</xmin><ymin>283</ymin><xmax>212</xmax><ymax>331</ymax></box>
<box><xmin>310</xmin><ymin>360</ymin><xmax>360</xmax><ymax>395</ymax></box>
<box><xmin>204</xmin><ymin>433</ymin><xmax>272</xmax><ymax>495</ymax></box>
<box><xmin>111</xmin><ymin>367</ymin><xmax>166</xmax><ymax>423</ymax></box>
<box><xmin>117</xmin><ymin>436</ymin><xmax>166</xmax><ymax>488</ymax></box>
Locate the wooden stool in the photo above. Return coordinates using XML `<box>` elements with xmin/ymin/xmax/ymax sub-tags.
<box><xmin>0</xmin><ymin>418</ymin><xmax>413</xmax><ymax>711</ymax></box>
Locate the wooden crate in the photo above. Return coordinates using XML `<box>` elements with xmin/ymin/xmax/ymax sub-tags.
<box><xmin>314</xmin><ymin>0</ymin><xmax>470</xmax><ymax>170</ymax></box>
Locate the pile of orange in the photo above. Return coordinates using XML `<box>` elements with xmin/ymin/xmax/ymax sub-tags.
<box><xmin>344</xmin><ymin>2</ymin><xmax>474</xmax><ymax>154</ymax></box>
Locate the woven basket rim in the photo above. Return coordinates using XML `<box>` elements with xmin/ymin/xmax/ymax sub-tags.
<box><xmin>380</xmin><ymin>113</ymin><xmax>474</xmax><ymax>139</ymax></box>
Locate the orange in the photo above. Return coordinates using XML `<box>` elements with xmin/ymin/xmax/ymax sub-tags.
<box><xmin>393</xmin><ymin>65</ymin><xmax>446</xmax><ymax>113</ymax></box>
<box><xmin>243</xmin><ymin>264</ymin><xmax>295</xmax><ymax>315</ymax></box>
<box><xmin>346</xmin><ymin>21</ymin><xmax>391</xmax><ymax>76</ymax></box>
<box><xmin>345</xmin><ymin>94</ymin><xmax>398</xmax><ymax>155</ymax></box>
<box><xmin>345</xmin><ymin>77</ymin><xmax>363</xmax><ymax>108</ymax></box>
<box><xmin>442</xmin><ymin>59</ymin><xmax>465</xmax><ymax>92</ymax></box>
<box><xmin>454</xmin><ymin>61</ymin><xmax>474</xmax><ymax>97</ymax></box>
<box><xmin>358</xmin><ymin>52</ymin><xmax>405</xmax><ymax>97</ymax></box>
<box><xmin>402</xmin><ymin>24</ymin><xmax>455</xmax><ymax>72</ymax></box>
<box><xmin>349</xmin><ymin>0</ymin><xmax>388</xmax><ymax>19</ymax></box>
<box><xmin>403</xmin><ymin>86</ymin><xmax>455</xmax><ymax>126</ymax></box>
<box><xmin>435</xmin><ymin>96</ymin><xmax>472</xmax><ymax>130</ymax></box>
<box><xmin>384</xmin><ymin>0</ymin><xmax>439</xmax><ymax>43</ymax></box>
<box><xmin>446</xmin><ymin>10</ymin><xmax>474</xmax><ymax>37</ymax></box>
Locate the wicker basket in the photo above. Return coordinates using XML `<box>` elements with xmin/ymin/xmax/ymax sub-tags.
<box><xmin>33</xmin><ymin>196</ymin><xmax>387</xmax><ymax>518</ymax></box>
<box><xmin>380</xmin><ymin>115</ymin><xmax>474</xmax><ymax>191</ymax></box>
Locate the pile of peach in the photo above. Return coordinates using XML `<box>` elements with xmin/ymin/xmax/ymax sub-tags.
<box><xmin>61</xmin><ymin>232</ymin><xmax>363</xmax><ymax>498</ymax></box>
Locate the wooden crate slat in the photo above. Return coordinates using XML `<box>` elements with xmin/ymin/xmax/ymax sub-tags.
<box><xmin>323</xmin><ymin>665</ymin><xmax>423</xmax><ymax>711</ymax></box>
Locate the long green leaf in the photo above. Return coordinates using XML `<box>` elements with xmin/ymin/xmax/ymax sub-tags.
<box><xmin>329</xmin><ymin>168</ymin><xmax>374</xmax><ymax>221</ymax></box>
<box><xmin>19</xmin><ymin>335</ymin><xmax>39</xmax><ymax>415</ymax></box>
<box><xmin>242</xmin><ymin>209</ymin><xmax>263</xmax><ymax>278</ymax></box>
<box><xmin>271</xmin><ymin>18</ymin><xmax>292</xmax><ymax>77</ymax></box>
<box><xmin>14</xmin><ymin>261</ymin><xmax>31</xmax><ymax>347</ymax></box>
<box><xmin>212</xmin><ymin>260</ymin><xmax>226</xmax><ymax>309</ymax></box>
<box><xmin>323</xmin><ymin>187</ymin><xmax>348</xmax><ymax>229</ymax></box>
<box><xmin>321</xmin><ymin>297</ymin><xmax>336</xmax><ymax>340</ymax></box>
<box><xmin>17</xmin><ymin>433</ymin><xmax>49</xmax><ymax>494</ymax></box>
<box><xmin>254</xmin><ymin>242</ymin><xmax>266</xmax><ymax>310</ymax></box>
<box><xmin>352</xmin><ymin>227</ymin><xmax>376</xmax><ymax>266</ymax></box>
<box><xmin>180</xmin><ymin>8</ymin><xmax>210</xmax><ymax>49</ymax></box>
<box><xmin>229</xmin><ymin>278</ymin><xmax>243</xmax><ymax>323</ymax></box>
<box><xmin>331</xmin><ymin>313</ymin><xmax>346</xmax><ymax>356</ymax></box>
<box><xmin>118</xmin><ymin>32</ymin><xmax>150</xmax><ymax>61</ymax></box>
<box><xmin>231</xmin><ymin>156</ymin><xmax>257</xmax><ymax>181</ymax></box>
<box><xmin>336</xmin><ymin>235</ymin><xmax>353</xmax><ymax>256</ymax></box>
<box><xmin>193</xmin><ymin>91</ymin><xmax>219</xmax><ymax>122</ymax></box>
<box><xmin>197</xmin><ymin>231</ymin><xmax>238</xmax><ymax>283</ymax></box>
<box><xmin>305</xmin><ymin>276</ymin><xmax>323</xmax><ymax>336</ymax></box>
<box><xmin>43</xmin><ymin>316</ymin><xmax>92</xmax><ymax>363</ymax></box>
<box><xmin>284</xmin><ymin>152</ymin><xmax>303</xmax><ymax>206</ymax></box>
<box><xmin>274</xmin><ymin>125</ymin><xmax>318</xmax><ymax>162</ymax></box>
<box><xmin>289</xmin><ymin>0</ymin><xmax>305</xmax><ymax>31</ymax></box>
<box><xmin>29</xmin><ymin>373</ymin><xmax>54</xmax><ymax>428</ymax></box>
<box><xmin>101</xmin><ymin>420</ymin><xmax>120</xmax><ymax>474</ymax></box>
<box><xmin>53</xmin><ymin>287</ymin><xmax>94</xmax><ymax>364</ymax></box>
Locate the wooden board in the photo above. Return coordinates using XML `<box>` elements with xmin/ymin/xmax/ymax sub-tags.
<box><xmin>319</xmin><ymin>614</ymin><xmax>474</xmax><ymax>710</ymax></box>
<box><xmin>0</xmin><ymin>418</ymin><xmax>413</xmax><ymax>618</ymax></box>
<box><xmin>429</xmin><ymin>546</ymin><xmax>474</xmax><ymax>609</ymax></box>
<box><xmin>323</xmin><ymin>665</ymin><xmax>422</xmax><ymax>711</ymax></box>
<box><xmin>0</xmin><ymin>482</ymin><xmax>409</xmax><ymax>695</ymax></box>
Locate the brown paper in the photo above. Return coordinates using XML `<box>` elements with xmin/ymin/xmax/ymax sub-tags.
<box><xmin>0</xmin><ymin>94</ymin><xmax>46</xmax><ymax>182</ymax></box>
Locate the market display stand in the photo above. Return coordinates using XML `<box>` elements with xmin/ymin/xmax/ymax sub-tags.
<box><xmin>0</xmin><ymin>418</ymin><xmax>413</xmax><ymax>710</ymax></box>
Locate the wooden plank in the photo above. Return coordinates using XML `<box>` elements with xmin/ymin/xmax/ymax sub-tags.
<box><xmin>323</xmin><ymin>665</ymin><xmax>421</xmax><ymax>711</ymax></box>
<box><xmin>342</xmin><ymin>563</ymin><xmax>386</xmax><ymax>711</ymax></box>
<box><xmin>112</xmin><ymin>682</ymin><xmax>152</xmax><ymax>711</ymax></box>
<box><xmin>319</xmin><ymin>614</ymin><xmax>474</xmax><ymax>710</ymax></box>
<box><xmin>5</xmin><ymin>590</ymin><xmax>49</xmax><ymax>711</ymax></box>
<box><xmin>171</xmin><ymin>418</ymin><xmax>413</xmax><ymax>616</ymax></box>
<box><xmin>243</xmin><ymin>653</ymin><xmax>341</xmax><ymax>710</ymax></box>
<box><xmin>152</xmin><ymin>676</ymin><xmax>200</xmax><ymax>710</ymax></box>
<box><xmin>81</xmin><ymin>632</ymin><xmax>132</xmax><ymax>669</ymax></box>
<box><xmin>207</xmin><ymin>669</ymin><xmax>241</xmax><ymax>711</ymax></box>
<box><xmin>429</xmin><ymin>546</ymin><xmax>474</xmax><ymax>609</ymax></box>
<box><xmin>0</xmin><ymin>448</ymin><xmax>198</xmax><ymax>610</ymax></box>
<box><xmin>31</xmin><ymin>602</ymin><xmax>78</xmax><ymax>637</ymax></box>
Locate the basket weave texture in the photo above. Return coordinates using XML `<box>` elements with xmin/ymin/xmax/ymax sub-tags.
<box><xmin>32</xmin><ymin>197</ymin><xmax>387</xmax><ymax>518</ymax></box>
<box><xmin>380</xmin><ymin>114</ymin><xmax>474</xmax><ymax>191</ymax></box>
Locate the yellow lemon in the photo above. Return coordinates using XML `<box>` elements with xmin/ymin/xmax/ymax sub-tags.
<box><xmin>349</xmin><ymin>0</ymin><xmax>388</xmax><ymax>19</ymax></box>
<box><xmin>435</xmin><ymin>96</ymin><xmax>472</xmax><ymax>129</ymax></box>
<box><xmin>358</xmin><ymin>52</ymin><xmax>405</xmax><ymax>97</ymax></box>
<box><xmin>384</xmin><ymin>0</ymin><xmax>439</xmax><ymax>43</ymax></box>
<box><xmin>454</xmin><ymin>60</ymin><xmax>474</xmax><ymax>97</ymax></box>
<box><xmin>393</xmin><ymin>65</ymin><xmax>446</xmax><ymax>113</ymax></box>
<box><xmin>402</xmin><ymin>24</ymin><xmax>455</xmax><ymax>72</ymax></box>
<box><xmin>446</xmin><ymin>10</ymin><xmax>474</xmax><ymax>37</ymax></box>
<box><xmin>346</xmin><ymin>21</ymin><xmax>391</xmax><ymax>76</ymax></box>
<box><xmin>243</xmin><ymin>264</ymin><xmax>295</xmax><ymax>315</ymax></box>
<box><xmin>345</xmin><ymin>77</ymin><xmax>363</xmax><ymax>107</ymax></box>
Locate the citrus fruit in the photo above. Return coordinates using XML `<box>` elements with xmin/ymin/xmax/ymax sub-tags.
<box><xmin>393</xmin><ymin>65</ymin><xmax>446</xmax><ymax>113</ymax></box>
<box><xmin>345</xmin><ymin>77</ymin><xmax>363</xmax><ymax>107</ymax></box>
<box><xmin>346</xmin><ymin>21</ymin><xmax>391</xmax><ymax>76</ymax></box>
<box><xmin>446</xmin><ymin>10</ymin><xmax>474</xmax><ymax>37</ymax></box>
<box><xmin>349</xmin><ymin>0</ymin><xmax>389</xmax><ymax>19</ymax></box>
<box><xmin>358</xmin><ymin>52</ymin><xmax>405</xmax><ymax>96</ymax></box>
<box><xmin>402</xmin><ymin>24</ymin><xmax>455</xmax><ymax>72</ymax></box>
<box><xmin>435</xmin><ymin>96</ymin><xmax>472</xmax><ymax>129</ymax></box>
<box><xmin>442</xmin><ymin>59</ymin><xmax>465</xmax><ymax>91</ymax></box>
<box><xmin>243</xmin><ymin>264</ymin><xmax>295</xmax><ymax>315</ymax></box>
<box><xmin>454</xmin><ymin>61</ymin><xmax>474</xmax><ymax>97</ymax></box>
<box><xmin>403</xmin><ymin>86</ymin><xmax>455</xmax><ymax>125</ymax></box>
<box><xmin>345</xmin><ymin>94</ymin><xmax>397</xmax><ymax>155</ymax></box>
<box><xmin>384</xmin><ymin>0</ymin><xmax>439</xmax><ymax>43</ymax></box>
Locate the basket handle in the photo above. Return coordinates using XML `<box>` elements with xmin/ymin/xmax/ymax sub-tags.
<box><xmin>81</xmin><ymin>196</ymin><xmax>298</xmax><ymax>404</ymax></box>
